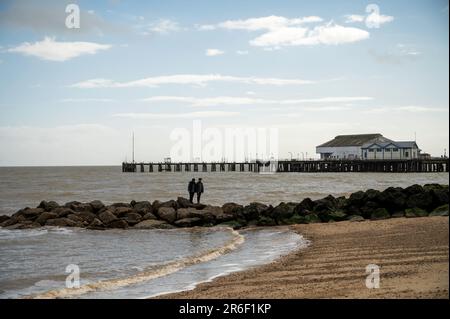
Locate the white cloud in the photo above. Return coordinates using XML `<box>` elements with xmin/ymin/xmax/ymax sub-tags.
<box><xmin>366</xmin><ymin>12</ymin><xmax>394</xmax><ymax>27</ymax></box>
<box><xmin>205</xmin><ymin>48</ymin><xmax>224</xmax><ymax>56</ymax></box>
<box><xmin>197</xmin><ymin>24</ymin><xmax>216</xmax><ymax>30</ymax></box>
<box><xmin>70</xmin><ymin>74</ymin><xmax>315</xmax><ymax>88</ymax></box>
<box><xmin>216</xmin><ymin>15</ymin><xmax>323</xmax><ymax>31</ymax></box>
<box><xmin>202</xmin><ymin>16</ymin><xmax>368</xmax><ymax>48</ymax></box>
<box><xmin>139</xmin><ymin>95</ymin><xmax>373</xmax><ymax>107</ymax></box>
<box><xmin>148</xmin><ymin>19</ymin><xmax>181</xmax><ymax>34</ymax></box>
<box><xmin>113</xmin><ymin>111</ymin><xmax>240</xmax><ymax>119</ymax></box>
<box><xmin>250</xmin><ymin>23</ymin><xmax>369</xmax><ymax>47</ymax></box>
<box><xmin>8</xmin><ymin>37</ymin><xmax>111</xmax><ymax>61</ymax></box>
<box><xmin>345</xmin><ymin>15</ymin><xmax>365</xmax><ymax>23</ymax></box>
<box><xmin>236</xmin><ymin>50</ymin><xmax>249</xmax><ymax>55</ymax></box>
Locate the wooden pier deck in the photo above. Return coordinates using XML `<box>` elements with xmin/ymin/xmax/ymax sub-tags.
<box><xmin>122</xmin><ymin>158</ymin><xmax>449</xmax><ymax>173</ymax></box>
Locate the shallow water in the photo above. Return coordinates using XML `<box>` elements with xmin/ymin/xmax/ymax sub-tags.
<box><xmin>0</xmin><ymin>226</ymin><xmax>305</xmax><ymax>299</ymax></box>
<box><xmin>0</xmin><ymin>166</ymin><xmax>448</xmax><ymax>215</ymax></box>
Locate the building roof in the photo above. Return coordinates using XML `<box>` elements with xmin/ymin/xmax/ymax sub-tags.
<box><xmin>317</xmin><ymin>134</ymin><xmax>392</xmax><ymax>148</ymax></box>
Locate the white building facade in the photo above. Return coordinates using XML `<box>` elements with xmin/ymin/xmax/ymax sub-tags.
<box><xmin>361</xmin><ymin>142</ymin><xmax>420</xmax><ymax>160</ymax></box>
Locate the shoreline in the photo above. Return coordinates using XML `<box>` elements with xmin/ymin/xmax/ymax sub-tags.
<box><xmin>158</xmin><ymin>217</ymin><xmax>449</xmax><ymax>299</ymax></box>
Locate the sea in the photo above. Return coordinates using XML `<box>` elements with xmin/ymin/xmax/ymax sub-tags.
<box><xmin>0</xmin><ymin>166</ymin><xmax>448</xmax><ymax>299</ymax></box>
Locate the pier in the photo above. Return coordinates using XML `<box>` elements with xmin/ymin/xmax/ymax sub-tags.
<box><xmin>122</xmin><ymin>158</ymin><xmax>449</xmax><ymax>173</ymax></box>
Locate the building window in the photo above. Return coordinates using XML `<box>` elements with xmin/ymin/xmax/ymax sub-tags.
<box><xmin>368</xmin><ymin>149</ymin><xmax>374</xmax><ymax>152</ymax></box>
<box><xmin>405</xmin><ymin>151</ymin><xmax>409</xmax><ymax>157</ymax></box>
<box><xmin>377</xmin><ymin>148</ymin><xmax>382</xmax><ymax>152</ymax></box>
<box><xmin>393</xmin><ymin>148</ymin><xmax>399</xmax><ymax>152</ymax></box>
<box><xmin>385</xmin><ymin>148</ymin><xmax>392</xmax><ymax>152</ymax></box>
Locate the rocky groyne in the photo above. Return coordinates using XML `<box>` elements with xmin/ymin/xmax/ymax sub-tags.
<box><xmin>0</xmin><ymin>184</ymin><xmax>448</xmax><ymax>230</ymax></box>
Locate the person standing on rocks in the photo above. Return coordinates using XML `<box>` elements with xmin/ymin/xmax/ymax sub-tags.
<box><xmin>195</xmin><ymin>178</ymin><xmax>204</xmax><ymax>204</ymax></box>
<box><xmin>188</xmin><ymin>178</ymin><xmax>196</xmax><ymax>203</ymax></box>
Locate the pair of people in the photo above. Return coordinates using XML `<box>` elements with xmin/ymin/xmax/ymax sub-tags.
<box><xmin>188</xmin><ymin>178</ymin><xmax>204</xmax><ymax>204</ymax></box>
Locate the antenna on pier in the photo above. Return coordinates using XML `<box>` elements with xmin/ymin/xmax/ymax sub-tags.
<box><xmin>132</xmin><ymin>131</ymin><xmax>135</xmax><ymax>163</ymax></box>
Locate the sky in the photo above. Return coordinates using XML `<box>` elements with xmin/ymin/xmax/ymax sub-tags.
<box><xmin>0</xmin><ymin>0</ymin><xmax>448</xmax><ymax>166</ymax></box>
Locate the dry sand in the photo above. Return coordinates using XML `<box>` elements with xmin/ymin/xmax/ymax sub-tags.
<box><xmin>160</xmin><ymin>216</ymin><xmax>449</xmax><ymax>299</ymax></box>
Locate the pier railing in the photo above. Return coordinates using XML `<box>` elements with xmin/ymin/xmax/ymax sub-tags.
<box><xmin>122</xmin><ymin>158</ymin><xmax>449</xmax><ymax>173</ymax></box>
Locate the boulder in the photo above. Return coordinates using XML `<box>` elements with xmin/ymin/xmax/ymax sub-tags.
<box><xmin>294</xmin><ymin>198</ymin><xmax>315</xmax><ymax>214</ymax></box>
<box><xmin>142</xmin><ymin>212</ymin><xmax>158</xmax><ymax>220</ymax></box>
<box><xmin>113</xmin><ymin>207</ymin><xmax>133</xmax><ymax>218</ymax></box>
<box><xmin>405</xmin><ymin>207</ymin><xmax>428</xmax><ymax>218</ymax></box>
<box><xmin>110</xmin><ymin>202</ymin><xmax>131</xmax><ymax>208</ymax></box>
<box><xmin>404</xmin><ymin>184</ymin><xmax>424</xmax><ymax>195</ymax></box>
<box><xmin>243</xmin><ymin>202</ymin><xmax>270</xmax><ymax>220</ymax></box>
<box><xmin>216</xmin><ymin>219</ymin><xmax>246</xmax><ymax>229</ymax></box>
<box><xmin>74</xmin><ymin>211</ymin><xmax>97</xmax><ymax>223</ymax></box>
<box><xmin>177</xmin><ymin>207</ymin><xmax>200</xmax><ymax>220</ymax></box>
<box><xmin>271</xmin><ymin>202</ymin><xmax>296</xmax><ymax>220</ymax></box>
<box><xmin>123</xmin><ymin>212</ymin><xmax>142</xmax><ymax>225</ymax></box>
<box><xmin>328</xmin><ymin>210</ymin><xmax>347</xmax><ymax>221</ymax></box>
<box><xmin>391</xmin><ymin>211</ymin><xmax>405</xmax><ymax>218</ymax></box>
<box><xmin>45</xmin><ymin>218</ymin><xmax>78</xmax><ymax>227</ymax></box>
<box><xmin>406</xmin><ymin>192</ymin><xmax>434</xmax><ymax>210</ymax></box>
<box><xmin>304</xmin><ymin>213</ymin><xmax>321</xmax><ymax>223</ymax></box>
<box><xmin>177</xmin><ymin>197</ymin><xmax>194</xmax><ymax>208</ymax></box>
<box><xmin>0</xmin><ymin>215</ymin><xmax>10</xmax><ymax>223</ymax></box>
<box><xmin>378</xmin><ymin>187</ymin><xmax>407</xmax><ymax>211</ymax></box>
<box><xmin>98</xmin><ymin>210</ymin><xmax>118</xmax><ymax>224</ymax></box>
<box><xmin>6</xmin><ymin>222</ymin><xmax>40</xmax><ymax>230</ymax></box>
<box><xmin>87</xmin><ymin>218</ymin><xmax>105</xmax><ymax>230</ymax></box>
<box><xmin>157</xmin><ymin>207</ymin><xmax>177</xmax><ymax>223</ymax></box>
<box><xmin>279</xmin><ymin>214</ymin><xmax>305</xmax><ymax>225</ymax></box>
<box><xmin>347</xmin><ymin>215</ymin><xmax>365</xmax><ymax>222</ymax></box>
<box><xmin>429</xmin><ymin>188</ymin><xmax>449</xmax><ymax>207</ymax></box>
<box><xmin>159</xmin><ymin>200</ymin><xmax>178</xmax><ymax>210</ymax></box>
<box><xmin>429</xmin><ymin>204</ymin><xmax>449</xmax><ymax>217</ymax></box>
<box><xmin>35</xmin><ymin>212</ymin><xmax>58</xmax><ymax>225</ymax></box>
<box><xmin>256</xmin><ymin>216</ymin><xmax>277</xmax><ymax>226</ymax></box>
<box><xmin>52</xmin><ymin>207</ymin><xmax>75</xmax><ymax>218</ymax></box>
<box><xmin>365</xmin><ymin>189</ymin><xmax>381</xmax><ymax>202</ymax></box>
<box><xmin>38</xmin><ymin>200</ymin><xmax>60</xmax><ymax>212</ymax></box>
<box><xmin>1</xmin><ymin>215</ymin><xmax>25</xmax><ymax>227</ymax></box>
<box><xmin>15</xmin><ymin>208</ymin><xmax>44</xmax><ymax>220</ymax></box>
<box><xmin>107</xmin><ymin>219</ymin><xmax>129</xmax><ymax>229</ymax></box>
<box><xmin>192</xmin><ymin>203</ymin><xmax>207</xmax><ymax>210</ymax></box>
<box><xmin>359</xmin><ymin>201</ymin><xmax>380</xmax><ymax>219</ymax></box>
<box><xmin>89</xmin><ymin>200</ymin><xmax>105</xmax><ymax>212</ymax></box>
<box><xmin>370</xmin><ymin>208</ymin><xmax>390</xmax><ymax>220</ymax></box>
<box><xmin>347</xmin><ymin>191</ymin><xmax>367</xmax><ymax>207</ymax></box>
<box><xmin>67</xmin><ymin>214</ymin><xmax>83</xmax><ymax>223</ymax></box>
<box><xmin>68</xmin><ymin>203</ymin><xmax>93</xmax><ymax>213</ymax></box>
<box><xmin>222</xmin><ymin>203</ymin><xmax>244</xmax><ymax>217</ymax></box>
<box><xmin>133</xmin><ymin>201</ymin><xmax>153</xmax><ymax>215</ymax></box>
<box><xmin>313</xmin><ymin>196</ymin><xmax>337</xmax><ymax>214</ymax></box>
<box><xmin>174</xmin><ymin>217</ymin><xmax>202</xmax><ymax>227</ymax></box>
<box><xmin>133</xmin><ymin>219</ymin><xmax>174</xmax><ymax>229</ymax></box>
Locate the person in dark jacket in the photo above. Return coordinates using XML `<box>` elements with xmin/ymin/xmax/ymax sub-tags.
<box><xmin>188</xmin><ymin>178</ymin><xmax>196</xmax><ymax>203</ymax></box>
<box><xmin>195</xmin><ymin>178</ymin><xmax>204</xmax><ymax>204</ymax></box>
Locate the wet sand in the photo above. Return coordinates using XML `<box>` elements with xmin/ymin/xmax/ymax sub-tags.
<box><xmin>159</xmin><ymin>217</ymin><xmax>449</xmax><ymax>299</ymax></box>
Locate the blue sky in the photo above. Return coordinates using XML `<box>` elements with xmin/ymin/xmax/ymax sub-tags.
<box><xmin>0</xmin><ymin>0</ymin><xmax>448</xmax><ymax>165</ymax></box>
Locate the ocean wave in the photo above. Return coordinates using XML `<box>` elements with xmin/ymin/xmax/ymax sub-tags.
<box><xmin>0</xmin><ymin>228</ymin><xmax>49</xmax><ymax>240</ymax></box>
<box><xmin>24</xmin><ymin>228</ymin><xmax>245</xmax><ymax>299</ymax></box>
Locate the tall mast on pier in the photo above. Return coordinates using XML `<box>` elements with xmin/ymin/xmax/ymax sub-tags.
<box><xmin>132</xmin><ymin>131</ymin><xmax>135</xmax><ymax>163</ymax></box>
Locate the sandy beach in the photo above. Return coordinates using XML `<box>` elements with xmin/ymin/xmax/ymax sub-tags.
<box><xmin>160</xmin><ymin>216</ymin><xmax>449</xmax><ymax>299</ymax></box>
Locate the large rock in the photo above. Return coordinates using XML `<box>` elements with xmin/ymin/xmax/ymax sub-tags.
<box><xmin>122</xmin><ymin>212</ymin><xmax>142</xmax><ymax>225</ymax></box>
<box><xmin>1</xmin><ymin>215</ymin><xmax>25</xmax><ymax>227</ymax></box>
<box><xmin>242</xmin><ymin>202</ymin><xmax>270</xmax><ymax>220</ymax></box>
<box><xmin>74</xmin><ymin>211</ymin><xmax>97</xmax><ymax>223</ymax></box>
<box><xmin>429</xmin><ymin>188</ymin><xmax>449</xmax><ymax>208</ymax></box>
<box><xmin>370</xmin><ymin>208</ymin><xmax>390</xmax><ymax>220</ymax></box>
<box><xmin>278</xmin><ymin>214</ymin><xmax>305</xmax><ymax>225</ymax></box>
<box><xmin>174</xmin><ymin>217</ymin><xmax>202</xmax><ymax>227</ymax></box>
<box><xmin>257</xmin><ymin>216</ymin><xmax>277</xmax><ymax>226</ymax></box>
<box><xmin>359</xmin><ymin>201</ymin><xmax>380</xmax><ymax>219</ymax></box>
<box><xmin>429</xmin><ymin>204</ymin><xmax>449</xmax><ymax>217</ymax></box>
<box><xmin>404</xmin><ymin>184</ymin><xmax>424</xmax><ymax>195</ymax></box>
<box><xmin>347</xmin><ymin>191</ymin><xmax>367</xmax><ymax>207</ymax></box>
<box><xmin>176</xmin><ymin>207</ymin><xmax>199</xmax><ymax>219</ymax></box>
<box><xmin>405</xmin><ymin>207</ymin><xmax>428</xmax><ymax>218</ymax></box>
<box><xmin>87</xmin><ymin>218</ymin><xmax>105</xmax><ymax>230</ymax></box>
<box><xmin>328</xmin><ymin>210</ymin><xmax>347</xmax><ymax>221</ymax></box>
<box><xmin>107</xmin><ymin>219</ymin><xmax>129</xmax><ymax>229</ymax></box>
<box><xmin>13</xmin><ymin>208</ymin><xmax>44</xmax><ymax>220</ymax></box>
<box><xmin>133</xmin><ymin>219</ymin><xmax>174</xmax><ymax>229</ymax></box>
<box><xmin>347</xmin><ymin>215</ymin><xmax>365</xmax><ymax>222</ymax></box>
<box><xmin>133</xmin><ymin>201</ymin><xmax>153</xmax><ymax>215</ymax></box>
<box><xmin>52</xmin><ymin>207</ymin><xmax>75</xmax><ymax>218</ymax></box>
<box><xmin>157</xmin><ymin>207</ymin><xmax>177</xmax><ymax>223</ymax></box>
<box><xmin>110</xmin><ymin>202</ymin><xmax>131</xmax><ymax>209</ymax></box>
<box><xmin>89</xmin><ymin>200</ymin><xmax>105</xmax><ymax>212</ymax></box>
<box><xmin>142</xmin><ymin>212</ymin><xmax>158</xmax><ymax>220</ymax></box>
<box><xmin>0</xmin><ymin>215</ymin><xmax>10</xmax><ymax>223</ymax></box>
<box><xmin>177</xmin><ymin>197</ymin><xmax>194</xmax><ymax>208</ymax></box>
<box><xmin>271</xmin><ymin>202</ymin><xmax>296</xmax><ymax>220</ymax></box>
<box><xmin>304</xmin><ymin>213</ymin><xmax>321</xmax><ymax>223</ymax></box>
<box><xmin>222</xmin><ymin>203</ymin><xmax>243</xmax><ymax>217</ymax></box>
<box><xmin>45</xmin><ymin>218</ymin><xmax>79</xmax><ymax>227</ymax></box>
<box><xmin>98</xmin><ymin>210</ymin><xmax>118</xmax><ymax>224</ymax></box>
<box><xmin>159</xmin><ymin>200</ymin><xmax>178</xmax><ymax>210</ymax></box>
<box><xmin>68</xmin><ymin>202</ymin><xmax>93</xmax><ymax>213</ymax></box>
<box><xmin>294</xmin><ymin>198</ymin><xmax>315</xmax><ymax>215</ymax></box>
<box><xmin>38</xmin><ymin>200</ymin><xmax>60</xmax><ymax>212</ymax></box>
<box><xmin>406</xmin><ymin>192</ymin><xmax>434</xmax><ymax>210</ymax></box>
<box><xmin>378</xmin><ymin>187</ymin><xmax>407</xmax><ymax>212</ymax></box>
<box><xmin>35</xmin><ymin>212</ymin><xmax>58</xmax><ymax>225</ymax></box>
<box><xmin>113</xmin><ymin>207</ymin><xmax>133</xmax><ymax>218</ymax></box>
